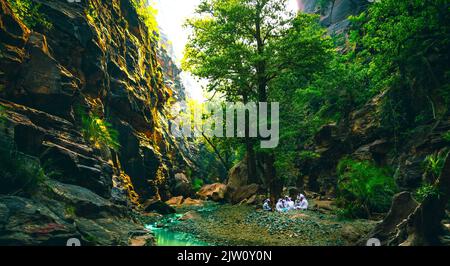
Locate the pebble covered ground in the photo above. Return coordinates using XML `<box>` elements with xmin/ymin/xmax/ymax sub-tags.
<box><xmin>149</xmin><ymin>202</ymin><xmax>377</xmax><ymax>246</ymax></box>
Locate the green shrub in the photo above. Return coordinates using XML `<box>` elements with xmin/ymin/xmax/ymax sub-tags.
<box><xmin>78</xmin><ymin>109</ymin><xmax>120</xmax><ymax>152</ymax></box>
<box><xmin>336</xmin><ymin>158</ymin><xmax>397</xmax><ymax>219</ymax></box>
<box><xmin>192</xmin><ymin>178</ymin><xmax>204</xmax><ymax>192</ymax></box>
<box><xmin>0</xmin><ymin>145</ymin><xmax>47</xmax><ymax>195</ymax></box>
<box><xmin>415</xmin><ymin>183</ymin><xmax>439</xmax><ymax>203</ymax></box>
<box><xmin>6</xmin><ymin>0</ymin><xmax>52</xmax><ymax>29</ymax></box>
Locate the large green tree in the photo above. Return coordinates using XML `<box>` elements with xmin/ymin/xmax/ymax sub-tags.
<box><xmin>183</xmin><ymin>0</ymin><xmax>334</xmax><ymax>202</ymax></box>
<box><xmin>183</xmin><ymin>0</ymin><xmax>294</xmax><ymax>200</ymax></box>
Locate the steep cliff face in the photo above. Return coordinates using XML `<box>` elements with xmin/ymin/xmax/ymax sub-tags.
<box><xmin>295</xmin><ymin>0</ymin><xmax>450</xmax><ymax>197</ymax></box>
<box><xmin>297</xmin><ymin>0</ymin><xmax>370</xmax><ymax>35</ymax></box>
<box><xmin>299</xmin><ymin>90</ymin><xmax>450</xmax><ymax>196</ymax></box>
<box><xmin>0</xmin><ymin>0</ymin><xmax>187</xmax><ymax>245</ymax></box>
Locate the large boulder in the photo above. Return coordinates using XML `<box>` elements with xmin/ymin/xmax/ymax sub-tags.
<box><xmin>196</xmin><ymin>183</ymin><xmax>227</xmax><ymax>202</ymax></box>
<box><xmin>171</xmin><ymin>173</ymin><xmax>193</xmax><ymax>197</ymax></box>
<box><xmin>227</xmin><ymin>159</ymin><xmax>248</xmax><ymax>190</ymax></box>
<box><xmin>0</xmin><ymin>99</ymin><xmax>113</xmax><ymax>198</ymax></box>
<box><xmin>224</xmin><ymin>158</ymin><xmax>261</xmax><ymax>205</ymax></box>
<box><xmin>226</xmin><ymin>184</ymin><xmax>260</xmax><ymax>205</ymax></box>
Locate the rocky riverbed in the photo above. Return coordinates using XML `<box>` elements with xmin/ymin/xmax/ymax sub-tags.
<box><xmin>142</xmin><ymin>201</ymin><xmax>377</xmax><ymax>246</ymax></box>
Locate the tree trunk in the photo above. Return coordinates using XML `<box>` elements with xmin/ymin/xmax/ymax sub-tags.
<box><xmin>242</xmin><ymin>94</ymin><xmax>258</xmax><ymax>184</ymax></box>
<box><xmin>264</xmin><ymin>152</ymin><xmax>282</xmax><ymax>209</ymax></box>
<box><xmin>246</xmin><ymin>139</ymin><xmax>258</xmax><ymax>184</ymax></box>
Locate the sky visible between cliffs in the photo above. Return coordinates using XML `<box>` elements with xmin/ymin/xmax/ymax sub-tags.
<box><xmin>154</xmin><ymin>0</ymin><xmax>299</xmax><ymax>102</ymax></box>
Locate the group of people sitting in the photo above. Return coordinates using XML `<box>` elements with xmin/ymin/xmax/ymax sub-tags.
<box><xmin>262</xmin><ymin>194</ymin><xmax>308</xmax><ymax>212</ymax></box>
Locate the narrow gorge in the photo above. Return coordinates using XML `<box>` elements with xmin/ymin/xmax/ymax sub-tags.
<box><xmin>0</xmin><ymin>0</ymin><xmax>449</xmax><ymax>247</ymax></box>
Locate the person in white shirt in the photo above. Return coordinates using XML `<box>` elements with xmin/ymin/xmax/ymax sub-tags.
<box><xmin>296</xmin><ymin>194</ymin><xmax>308</xmax><ymax>210</ymax></box>
<box><xmin>287</xmin><ymin>197</ymin><xmax>295</xmax><ymax>210</ymax></box>
<box><xmin>276</xmin><ymin>199</ymin><xmax>284</xmax><ymax>212</ymax></box>
<box><xmin>263</xmin><ymin>199</ymin><xmax>271</xmax><ymax>211</ymax></box>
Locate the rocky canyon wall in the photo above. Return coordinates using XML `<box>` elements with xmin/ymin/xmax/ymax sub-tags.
<box><xmin>297</xmin><ymin>0</ymin><xmax>370</xmax><ymax>35</ymax></box>
<box><xmin>0</xmin><ymin>0</ymin><xmax>189</xmax><ymax>245</ymax></box>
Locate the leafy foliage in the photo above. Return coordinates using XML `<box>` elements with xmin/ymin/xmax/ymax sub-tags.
<box><xmin>349</xmin><ymin>0</ymin><xmax>450</xmax><ymax>132</ymax></box>
<box><xmin>269</xmin><ymin>15</ymin><xmax>370</xmax><ymax>185</ymax></box>
<box><xmin>336</xmin><ymin>159</ymin><xmax>397</xmax><ymax>218</ymax></box>
<box><xmin>132</xmin><ymin>0</ymin><xmax>159</xmax><ymax>39</ymax></box>
<box><xmin>6</xmin><ymin>0</ymin><xmax>52</xmax><ymax>29</ymax></box>
<box><xmin>415</xmin><ymin>183</ymin><xmax>440</xmax><ymax>203</ymax></box>
<box><xmin>184</xmin><ymin>0</ymin><xmax>449</xmax><ymax>210</ymax></box>
<box><xmin>423</xmin><ymin>152</ymin><xmax>448</xmax><ymax>180</ymax></box>
<box><xmin>78</xmin><ymin>109</ymin><xmax>120</xmax><ymax>152</ymax></box>
<box><xmin>192</xmin><ymin>178</ymin><xmax>204</xmax><ymax>192</ymax></box>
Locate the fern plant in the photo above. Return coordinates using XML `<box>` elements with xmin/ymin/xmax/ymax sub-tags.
<box><xmin>78</xmin><ymin>108</ymin><xmax>120</xmax><ymax>152</ymax></box>
<box><xmin>424</xmin><ymin>153</ymin><xmax>447</xmax><ymax>180</ymax></box>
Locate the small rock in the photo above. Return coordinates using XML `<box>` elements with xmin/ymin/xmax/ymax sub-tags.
<box><xmin>197</xmin><ymin>183</ymin><xmax>227</xmax><ymax>201</ymax></box>
<box><xmin>183</xmin><ymin>198</ymin><xmax>204</xmax><ymax>206</ymax></box>
<box><xmin>179</xmin><ymin>211</ymin><xmax>200</xmax><ymax>221</ymax></box>
<box><xmin>129</xmin><ymin>234</ymin><xmax>155</xmax><ymax>246</ymax></box>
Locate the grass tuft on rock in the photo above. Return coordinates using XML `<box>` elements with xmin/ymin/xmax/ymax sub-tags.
<box><xmin>0</xmin><ymin>142</ymin><xmax>47</xmax><ymax>195</ymax></box>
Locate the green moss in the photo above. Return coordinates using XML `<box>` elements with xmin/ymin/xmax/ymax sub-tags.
<box><xmin>299</xmin><ymin>150</ymin><xmax>321</xmax><ymax>160</ymax></box>
<box><xmin>83</xmin><ymin>234</ymin><xmax>99</xmax><ymax>245</ymax></box>
<box><xmin>0</xmin><ymin>106</ymin><xmax>6</xmax><ymax>121</ymax></box>
<box><xmin>65</xmin><ymin>205</ymin><xmax>76</xmax><ymax>218</ymax></box>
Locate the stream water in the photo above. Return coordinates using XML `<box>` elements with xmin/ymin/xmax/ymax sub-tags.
<box><xmin>145</xmin><ymin>214</ymin><xmax>209</xmax><ymax>246</ymax></box>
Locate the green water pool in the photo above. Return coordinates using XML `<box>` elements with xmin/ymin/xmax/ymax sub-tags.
<box><xmin>146</xmin><ymin>224</ymin><xmax>209</xmax><ymax>246</ymax></box>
